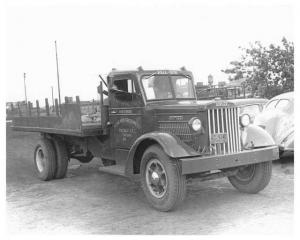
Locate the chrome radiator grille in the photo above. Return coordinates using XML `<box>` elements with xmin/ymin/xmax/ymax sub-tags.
<box><xmin>208</xmin><ymin>108</ymin><xmax>241</xmax><ymax>155</ymax></box>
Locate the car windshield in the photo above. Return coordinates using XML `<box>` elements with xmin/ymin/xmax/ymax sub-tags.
<box><xmin>240</xmin><ymin>104</ymin><xmax>260</xmax><ymax>116</ymax></box>
<box><xmin>141</xmin><ymin>75</ymin><xmax>195</xmax><ymax>100</ymax></box>
<box><xmin>276</xmin><ymin>99</ymin><xmax>293</xmax><ymax>113</ymax></box>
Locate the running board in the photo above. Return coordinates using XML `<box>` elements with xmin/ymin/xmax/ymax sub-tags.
<box><xmin>98</xmin><ymin>165</ymin><xmax>126</xmax><ymax>177</ymax></box>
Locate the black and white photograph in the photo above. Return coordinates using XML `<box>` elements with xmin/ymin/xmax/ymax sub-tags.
<box><xmin>1</xmin><ymin>0</ymin><xmax>297</xmax><ymax>236</ymax></box>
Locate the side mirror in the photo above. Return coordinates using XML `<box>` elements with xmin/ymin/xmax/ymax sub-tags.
<box><xmin>97</xmin><ymin>85</ymin><xmax>108</xmax><ymax>96</ymax></box>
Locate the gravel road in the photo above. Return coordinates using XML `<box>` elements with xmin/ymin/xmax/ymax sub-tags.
<box><xmin>6</xmin><ymin>124</ymin><xmax>294</xmax><ymax>234</ymax></box>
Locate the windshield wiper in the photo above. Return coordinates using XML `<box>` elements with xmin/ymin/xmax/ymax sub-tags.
<box><xmin>145</xmin><ymin>72</ymin><xmax>157</xmax><ymax>79</ymax></box>
<box><xmin>180</xmin><ymin>74</ymin><xmax>191</xmax><ymax>79</ymax></box>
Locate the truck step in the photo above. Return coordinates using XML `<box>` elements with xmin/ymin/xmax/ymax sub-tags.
<box><xmin>98</xmin><ymin>164</ymin><xmax>125</xmax><ymax>177</ymax></box>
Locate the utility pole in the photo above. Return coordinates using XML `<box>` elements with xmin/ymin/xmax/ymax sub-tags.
<box><xmin>51</xmin><ymin>86</ymin><xmax>54</xmax><ymax>111</ymax></box>
<box><xmin>54</xmin><ymin>40</ymin><xmax>62</xmax><ymax>108</ymax></box>
<box><xmin>23</xmin><ymin>73</ymin><xmax>28</xmax><ymax>104</ymax></box>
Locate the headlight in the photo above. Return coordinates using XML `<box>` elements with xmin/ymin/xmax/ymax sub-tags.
<box><xmin>240</xmin><ymin>114</ymin><xmax>250</xmax><ymax>127</ymax></box>
<box><xmin>189</xmin><ymin>118</ymin><xmax>202</xmax><ymax>131</ymax></box>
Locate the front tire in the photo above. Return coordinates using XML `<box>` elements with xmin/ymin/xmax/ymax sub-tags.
<box><xmin>228</xmin><ymin>161</ymin><xmax>272</xmax><ymax>193</ymax></box>
<box><xmin>140</xmin><ymin>145</ymin><xmax>186</xmax><ymax>212</ymax></box>
<box><xmin>34</xmin><ymin>138</ymin><xmax>56</xmax><ymax>181</ymax></box>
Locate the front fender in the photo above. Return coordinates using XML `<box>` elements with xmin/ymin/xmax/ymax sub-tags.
<box><xmin>124</xmin><ymin>132</ymin><xmax>200</xmax><ymax>178</ymax></box>
<box><xmin>241</xmin><ymin>124</ymin><xmax>275</xmax><ymax>148</ymax></box>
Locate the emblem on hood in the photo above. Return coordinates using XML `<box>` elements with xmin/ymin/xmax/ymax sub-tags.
<box><xmin>168</xmin><ymin>116</ymin><xmax>184</xmax><ymax>121</ymax></box>
<box><xmin>215</xmin><ymin>101</ymin><xmax>228</xmax><ymax>107</ymax></box>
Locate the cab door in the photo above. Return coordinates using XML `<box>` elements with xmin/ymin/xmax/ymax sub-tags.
<box><xmin>108</xmin><ymin>74</ymin><xmax>144</xmax><ymax>151</ymax></box>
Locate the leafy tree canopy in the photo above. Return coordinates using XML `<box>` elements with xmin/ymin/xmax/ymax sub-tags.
<box><xmin>222</xmin><ymin>37</ymin><xmax>294</xmax><ymax>98</ymax></box>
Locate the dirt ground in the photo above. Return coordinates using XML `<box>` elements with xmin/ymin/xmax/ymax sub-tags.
<box><xmin>6</xmin><ymin>123</ymin><xmax>294</xmax><ymax>234</ymax></box>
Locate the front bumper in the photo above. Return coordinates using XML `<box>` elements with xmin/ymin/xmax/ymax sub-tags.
<box><xmin>180</xmin><ymin>146</ymin><xmax>279</xmax><ymax>174</ymax></box>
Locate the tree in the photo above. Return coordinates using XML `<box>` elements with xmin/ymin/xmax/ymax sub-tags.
<box><xmin>222</xmin><ymin>37</ymin><xmax>294</xmax><ymax>98</ymax></box>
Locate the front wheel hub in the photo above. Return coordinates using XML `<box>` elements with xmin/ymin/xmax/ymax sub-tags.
<box><xmin>145</xmin><ymin>159</ymin><xmax>168</xmax><ymax>198</ymax></box>
<box><xmin>235</xmin><ymin>164</ymin><xmax>256</xmax><ymax>182</ymax></box>
<box><xmin>151</xmin><ymin>171</ymin><xmax>160</xmax><ymax>184</ymax></box>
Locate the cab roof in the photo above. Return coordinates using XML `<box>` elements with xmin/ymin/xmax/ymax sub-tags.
<box><xmin>107</xmin><ymin>69</ymin><xmax>193</xmax><ymax>78</ymax></box>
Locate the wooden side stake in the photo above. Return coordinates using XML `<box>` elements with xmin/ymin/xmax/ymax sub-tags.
<box><xmin>28</xmin><ymin>101</ymin><xmax>32</xmax><ymax>116</ymax></box>
<box><xmin>36</xmin><ymin>100</ymin><xmax>40</xmax><ymax>117</ymax></box>
<box><xmin>45</xmin><ymin>98</ymin><xmax>50</xmax><ymax>116</ymax></box>
<box><xmin>55</xmin><ymin>98</ymin><xmax>59</xmax><ymax>116</ymax></box>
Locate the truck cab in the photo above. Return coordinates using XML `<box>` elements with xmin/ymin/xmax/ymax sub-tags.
<box><xmin>106</xmin><ymin>69</ymin><xmax>198</xmax><ymax>161</ymax></box>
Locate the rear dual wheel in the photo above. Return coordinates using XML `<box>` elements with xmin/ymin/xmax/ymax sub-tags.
<box><xmin>34</xmin><ymin>137</ymin><xmax>69</xmax><ymax>181</ymax></box>
<box><xmin>34</xmin><ymin>138</ymin><xmax>56</xmax><ymax>181</ymax></box>
<box><xmin>53</xmin><ymin>138</ymin><xmax>69</xmax><ymax>179</ymax></box>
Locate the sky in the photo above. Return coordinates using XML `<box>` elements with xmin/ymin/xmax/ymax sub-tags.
<box><xmin>5</xmin><ymin>0</ymin><xmax>294</xmax><ymax>103</ymax></box>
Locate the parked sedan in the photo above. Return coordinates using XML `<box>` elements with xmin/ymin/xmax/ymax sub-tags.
<box><xmin>254</xmin><ymin>92</ymin><xmax>294</xmax><ymax>156</ymax></box>
<box><xmin>233</xmin><ymin>98</ymin><xmax>268</xmax><ymax>123</ymax></box>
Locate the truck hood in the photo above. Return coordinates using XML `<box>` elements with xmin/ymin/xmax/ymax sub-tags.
<box><xmin>145</xmin><ymin>99</ymin><xmax>239</xmax><ymax>111</ymax></box>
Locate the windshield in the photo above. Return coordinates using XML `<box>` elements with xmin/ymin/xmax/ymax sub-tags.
<box><xmin>141</xmin><ymin>75</ymin><xmax>195</xmax><ymax>100</ymax></box>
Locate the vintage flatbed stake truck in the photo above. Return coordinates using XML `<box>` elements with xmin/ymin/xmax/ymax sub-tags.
<box><xmin>12</xmin><ymin>67</ymin><xmax>279</xmax><ymax>211</ymax></box>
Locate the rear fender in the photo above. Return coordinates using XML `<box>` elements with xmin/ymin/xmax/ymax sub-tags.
<box><xmin>124</xmin><ymin>132</ymin><xmax>200</xmax><ymax>179</ymax></box>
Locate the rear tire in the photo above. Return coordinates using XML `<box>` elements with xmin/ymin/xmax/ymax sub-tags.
<box><xmin>52</xmin><ymin>138</ymin><xmax>69</xmax><ymax>179</ymax></box>
<box><xmin>228</xmin><ymin>161</ymin><xmax>272</xmax><ymax>193</ymax></box>
<box><xmin>34</xmin><ymin>138</ymin><xmax>56</xmax><ymax>181</ymax></box>
<box><xmin>140</xmin><ymin>145</ymin><xmax>186</xmax><ymax>211</ymax></box>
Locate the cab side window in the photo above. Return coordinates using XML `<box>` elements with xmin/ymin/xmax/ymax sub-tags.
<box><xmin>111</xmin><ymin>78</ymin><xmax>139</xmax><ymax>104</ymax></box>
<box><xmin>113</xmin><ymin>79</ymin><xmax>135</xmax><ymax>94</ymax></box>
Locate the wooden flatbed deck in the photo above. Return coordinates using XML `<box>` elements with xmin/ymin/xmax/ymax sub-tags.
<box><xmin>11</xmin><ymin>101</ymin><xmax>103</xmax><ymax>137</ymax></box>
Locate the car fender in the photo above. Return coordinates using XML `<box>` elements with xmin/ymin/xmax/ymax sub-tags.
<box><xmin>280</xmin><ymin>131</ymin><xmax>294</xmax><ymax>151</ymax></box>
<box><xmin>124</xmin><ymin>132</ymin><xmax>200</xmax><ymax>178</ymax></box>
<box><xmin>255</xmin><ymin>109</ymin><xmax>293</xmax><ymax>145</ymax></box>
<box><xmin>241</xmin><ymin>124</ymin><xmax>275</xmax><ymax>148</ymax></box>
